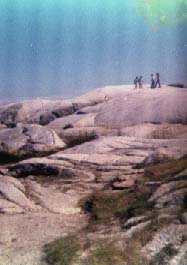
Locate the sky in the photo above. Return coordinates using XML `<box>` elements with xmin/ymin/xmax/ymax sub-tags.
<box><xmin>0</xmin><ymin>0</ymin><xmax>187</xmax><ymax>100</ymax></box>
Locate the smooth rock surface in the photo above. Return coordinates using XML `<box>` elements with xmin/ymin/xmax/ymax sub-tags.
<box><xmin>0</xmin><ymin>124</ymin><xmax>66</xmax><ymax>158</ymax></box>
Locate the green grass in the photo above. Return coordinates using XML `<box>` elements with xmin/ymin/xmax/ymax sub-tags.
<box><xmin>79</xmin><ymin>187</ymin><xmax>153</xmax><ymax>229</ymax></box>
<box><xmin>44</xmin><ymin>235</ymin><xmax>148</xmax><ymax>265</ymax></box>
<box><xmin>43</xmin><ymin>223</ymin><xmax>177</xmax><ymax>265</ymax></box>
<box><xmin>43</xmin><ymin>235</ymin><xmax>81</xmax><ymax>265</ymax></box>
<box><xmin>81</xmin><ymin>240</ymin><xmax>148</xmax><ymax>265</ymax></box>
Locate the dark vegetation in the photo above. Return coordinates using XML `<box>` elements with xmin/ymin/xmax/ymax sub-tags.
<box><xmin>44</xmin><ymin>235</ymin><xmax>81</xmax><ymax>265</ymax></box>
<box><xmin>79</xmin><ymin>187</ymin><xmax>153</xmax><ymax>228</ymax></box>
<box><xmin>81</xmin><ymin>240</ymin><xmax>148</xmax><ymax>265</ymax></box>
<box><xmin>144</xmin><ymin>156</ymin><xmax>187</xmax><ymax>182</ymax></box>
<box><xmin>44</xmin><ymin>235</ymin><xmax>149</xmax><ymax>265</ymax></box>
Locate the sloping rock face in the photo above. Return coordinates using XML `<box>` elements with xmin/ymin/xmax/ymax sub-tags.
<box><xmin>0</xmin><ymin>85</ymin><xmax>187</xmax><ymax>265</ymax></box>
<box><xmin>5</xmin><ymin>137</ymin><xmax>187</xmax><ymax>208</ymax></box>
<box><xmin>46</xmin><ymin>87</ymin><xmax>187</xmax><ymax>147</ymax></box>
<box><xmin>0</xmin><ymin>99</ymin><xmax>84</xmax><ymax>126</ymax></box>
<box><xmin>95</xmin><ymin>87</ymin><xmax>187</xmax><ymax>128</ymax></box>
<box><xmin>0</xmin><ymin>85</ymin><xmax>114</xmax><ymax>126</ymax></box>
<box><xmin>0</xmin><ymin>124</ymin><xmax>65</xmax><ymax>159</ymax></box>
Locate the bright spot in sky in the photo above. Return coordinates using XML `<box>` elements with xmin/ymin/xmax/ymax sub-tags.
<box><xmin>139</xmin><ymin>0</ymin><xmax>187</xmax><ymax>29</ymax></box>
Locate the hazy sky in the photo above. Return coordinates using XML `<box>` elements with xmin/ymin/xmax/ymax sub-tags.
<box><xmin>0</xmin><ymin>0</ymin><xmax>187</xmax><ymax>100</ymax></box>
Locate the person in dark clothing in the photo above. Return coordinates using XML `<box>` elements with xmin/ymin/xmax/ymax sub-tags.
<box><xmin>151</xmin><ymin>74</ymin><xmax>155</xmax><ymax>88</ymax></box>
<box><xmin>72</xmin><ymin>103</ymin><xmax>79</xmax><ymax>112</ymax></box>
<box><xmin>138</xmin><ymin>76</ymin><xmax>143</xmax><ymax>88</ymax></box>
<box><xmin>155</xmin><ymin>73</ymin><xmax>161</xmax><ymax>88</ymax></box>
<box><xmin>134</xmin><ymin>76</ymin><xmax>138</xmax><ymax>89</ymax></box>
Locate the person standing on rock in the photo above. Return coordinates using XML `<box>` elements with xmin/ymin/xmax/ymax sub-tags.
<box><xmin>151</xmin><ymin>74</ymin><xmax>155</xmax><ymax>88</ymax></box>
<box><xmin>134</xmin><ymin>76</ymin><xmax>138</xmax><ymax>89</ymax></box>
<box><xmin>72</xmin><ymin>103</ymin><xmax>79</xmax><ymax>112</ymax></box>
<box><xmin>138</xmin><ymin>76</ymin><xmax>143</xmax><ymax>88</ymax></box>
<box><xmin>155</xmin><ymin>73</ymin><xmax>161</xmax><ymax>88</ymax></box>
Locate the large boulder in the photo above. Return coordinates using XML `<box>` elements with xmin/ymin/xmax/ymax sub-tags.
<box><xmin>0</xmin><ymin>124</ymin><xmax>66</xmax><ymax>159</ymax></box>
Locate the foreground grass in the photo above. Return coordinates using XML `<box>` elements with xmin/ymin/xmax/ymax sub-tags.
<box><xmin>81</xmin><ymin>240</ymin><xmax>148</xmax><ymax>265</ymax></box>
<box><xmin>44</xmin><ymin>235</ymin><xmax>148</xmax><ymax>265</ymax></box>
<box><xmin>44</xmin><ymin>235</ymin><xmax>81</xmax><ymax>265</ymax></box>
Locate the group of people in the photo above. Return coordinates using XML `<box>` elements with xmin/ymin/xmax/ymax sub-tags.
<box><xmin>134</xmin><ymin>73</ymin><xmax>161</xmax><ymax>89</ymax></box>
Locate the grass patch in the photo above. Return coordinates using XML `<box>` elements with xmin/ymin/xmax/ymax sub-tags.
<box><xmin>144</xmin><ymin>157</ymin><xmax>187</xmax><ymax>182</ymax></box>
<box><xmin>81</xmin><ymin>240</ymin><xmax>148</xmax><ymax>265</ymax></box>
<box><xmin>79</xmin><ymin>186</ymin><xmax>153</xmax><ymax>229</ymax></box>
<box><xmin>80</xmin><ymin>156</ymin><xmax>187</xmax><ymax>229</ymax></box>
<box><xmin>43</xmin><ymin>235</ymin><xmax>149</xmax><ymax>265</ymax></box>
<box><xmin>149</xmin><ymin>244</ymin><xmax>179</xmax><ymax>265</ymax></box>
<box><xmin>43</xmin><ymin>235</ymin><xmax>81</xmax><ymax>265</ymax></box>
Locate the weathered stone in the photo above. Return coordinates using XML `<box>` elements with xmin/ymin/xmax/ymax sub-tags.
<box><xmin>112</xmin><ymin>180</ymin><xmax>135</xmax><ymax>189</ymax></box>
<box><xmin>149</xmin><ymin>181</ymin><xmax>187</xmax><ymax>203</ymax></box>
<box><xmin>125</xmin><ymin>221</ymin><xmax>151</xmax><ymax>239</ymax></box>
<box><xmin>0</xmin><ymin>199</ymin><xmax>24</xmax><ymax>214</ymax></box>
<box><xmin>154</xmin><ymin>188</ymin><xmax>187</xmax><ymax>209</ymax></box>
<box><xmin>123</xmin><ymin>216</ymin><xmax>148</xmax><ymax>229</ymax></box>
<box><xmin>142</xmin><ymin>224</ymin><xmax>187</xmax><ymax>259</ymax></box>
<box><xmin>0</xmin><ymin>124</ymin><xmax>66</xmax><ymax>159</ymax></box>
<box><xmin>0</xmin><ymin>175</ymin><xmax>35</xmax><ymax>210</ymax></box>
<box><xmin>25</xmin><ymin>179</ymin><xmax>81</xmax><ymax>214</ymax></box>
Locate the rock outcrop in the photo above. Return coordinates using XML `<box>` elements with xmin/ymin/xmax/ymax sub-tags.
<box><xmin>0</xmin><ymin>124</ymin><xmax>65</xmax><ymax>159</ymax></box>
<box><xmin>0</xmin><ymin>85</ymin><xmax>187</xmax><ymax>265</ymax></box>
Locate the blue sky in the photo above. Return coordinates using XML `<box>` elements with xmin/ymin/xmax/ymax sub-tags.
<box><xmin>0</xmin><ymin>0</ymin><xmax>186</xmax><ymax>100</ymax></box>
